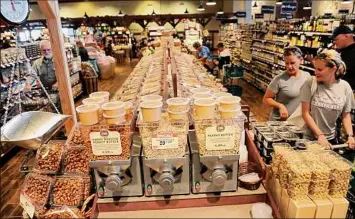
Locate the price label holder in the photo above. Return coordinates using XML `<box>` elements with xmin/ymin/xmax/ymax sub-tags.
<box><xmin>90</xmin><ymin>129</ymin><xmax>122</xmax><ymax>156</ymax></box>
<box><xmin>20</xmin><ymin>194</ymin><xmax>35</xmax><ymax>218</ymax></box>
<box><xmin>205</xmin><ymin>125</ymin><xmax>237</xmax><ymax>151</ymax></box>
<box><xmin>152</xmin><ymin>133</ymin><xmax>179</xmax><ymax>149</ymax></box>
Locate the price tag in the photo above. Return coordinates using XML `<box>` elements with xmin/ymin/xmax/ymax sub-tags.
<box><xmin>20</xmin><ymin>194</ymin><xmax>35</xmax><ymax>218</ymax></box>
<box><xmin>152</xmin><ymin>133</ymin><xmax>179</xmax><ymax>149</ymax></box>
<box><xmin>205</xmin><ymin>125</ymin><xmax>238</xmax><ymax>151</ymax></box>
<box><xmin>90</xmin><ymin>130</ymin><xmax>122</xmax><ymax>156</ymax></box>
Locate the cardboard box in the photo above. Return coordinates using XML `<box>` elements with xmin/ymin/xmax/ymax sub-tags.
<box><xmin>287</xmin><ymin>197</ymin><xmax>316</xmax><ymax>218</ymax></box>
<box><xmin>279</xmin><ymin>189</ymin><xmax>290</xmax><ymax>219</ymax></box>
<box><xmin>310</xmin><ymin>198</ymin><xmax>333</xmax><ymax>219</ymax></box>
<box><xmin>267</xmin><ymin>176</ymin><xmax>276</xmax><ymax>201</ymax></box>
<box><xmin>328</xmin><ymin>196</ymin><xmax>349</xmax><ymax>219</ymax></box>
<box><xmin>274</xmin><ymin>179</ymin><xmax>282</xmax><ymax>209</ymax></box>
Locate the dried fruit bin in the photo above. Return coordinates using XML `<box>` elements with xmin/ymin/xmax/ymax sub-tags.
<box><xmin>63</xmin><ymin>146</ymin><xmax>90</xmax><ymax>175</ymax></box>
<box><xmin>255</xmin><ymin>126</ymin><xmax>273</xmax><ymax>142</ymax></box>
<box><xmin>137</xmin><ymin>115</ymin><xmax>189</xmax><ymax>159</ymax></box>
<box><xmin>194</xmin><ymin>115</ymin><xmax>245</xmax><ymax>156</ymax></box>
<box><xmin>278</xmin><ymin>132</ymin><xmax>300</xmax><ymax>146</ymax></box>
<box><xmin>33</xmin><ymin>142</ymin><xmax>64</xmax><ymax>174</ymax></box>
<box><xmin>314</xmin><ymin>150</ymin><xmax>353</xmax><ymax>198</ymax></box>
<box><xmin>66</xmin><ymin>122</ymin><xmax>133</xmax><ymax>161</ymax></box>
<box><xmin>51</xmin><ymin>176</ymin><xmax>85</xmax><ymax>207</ymax></box>
<box><xmin>262</xmin><ymin>133</ymin><xmax>283</xmax><ymax>148</ymax></box>
<box><xmin>22</xmin><ymin>173</ymin><xmax>54</xmax><ymax>206</ymax></box>
<box><xmin>272</xmin><ymin>126</ymin><xmax>289</xmax><ymax>133</ymax></box>
<box><xmin>287</xmin><ymin>125</ymin><xmax>307</xmax><ymax>139</ymax></box>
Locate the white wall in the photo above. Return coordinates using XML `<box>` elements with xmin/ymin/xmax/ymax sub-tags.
<box><xmin>251</xmin><ymin>0</ymin><xmax>277</xmax><ymax>21</ymax></box>
<box><xmin>312</xmin><ymin>0</ymin><xmax>354</xmax><ymax>16</ymax></box>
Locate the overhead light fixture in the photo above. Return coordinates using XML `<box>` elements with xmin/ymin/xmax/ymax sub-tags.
<box><xmin>303</xmin><ymin>3</ymin><xmax>312</xmax><ymax>10</ymax></box>
<box><xmin>217</xmin><ymin>8</ymin><xmax>224</xmax><ymax>14</ymax></box>
<box><xmin>184</xmin><ymin>8</ymin><xmax>189</xmax><ymax>14</ymax></box>
<box><xmin>276</xmin><ymin>0</ymin><xmax>283</xmax><ymax>5</ymax></box>
<box><xmin>253</xmin><ymin>1</ymin><xmax>258</xmax><ymax>8</ymax></box>
<box><xmin>83</xmin><ymin>12</ymin><xmax>89</xmax><ymax>19</ymax></box>
<box><xmin>152</xmin><ymin>9</ymin><xmax>156</xmax><ymax>15</ymax></box>
<box><xmin>118</xmin><ymin>9</ymin><xmax>124</xmax><ymax>17</ymax></box>
<box><xmin>206</xmin><ymin>0</ymin><xmax>216</xmax><ymax>6</ymax></box>
<box><xmin>341</xmin><ymin>0</ymin><xmax>352</xmax><ymax>4</ymax></box>
<box><xmin>197</xmin><ymin>3</ymin><xmax>205</xmax><ymax>11</ymax></box>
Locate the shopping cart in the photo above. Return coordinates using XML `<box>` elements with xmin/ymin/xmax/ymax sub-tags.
<box><xmin>223</xmin><ymin>64</ymin><xmax>244</xmax><ymax>96</ymax></box>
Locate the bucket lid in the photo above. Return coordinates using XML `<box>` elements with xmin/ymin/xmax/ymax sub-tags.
<box><xmin>140</xmin><ymin>100</ymin><xmax>163</xmax><ymax>109</ymax></box>
<box><xmin>167</xmin><ymin>97</ymin><xmax>190</xmax><ymax>106</ymax></box>
<box><xmin>76</xmin><ymin>104</ymin><xmax>100</xmax><ymax>113</ymax></box>
<box><xmin>82</xmin><ymin>97</ymin><xmax>106</xmax><ymax>105</ymax></box>
<box><xmin>218</xmin><ymin>96</ymin><xmax>241</xmax><ymax>104</ymax></box>
<box><xmin>89</xmin><ymin>91</ymin><xmax>110</xmax><ymax>98</ymax></box>
<box><xmin>194</xmin><ymin>98</ymin><xmax>216</xmax><ymax>107</ymax></box>
<box><xmin>103</xmin><ymin>111</ymin><xmax>125</xmax><ymax>118</ymax></box>
<box><xmin>101</xmin><ymin>101</ymin><xmax>125</xmax><ymax>111</ymax></box>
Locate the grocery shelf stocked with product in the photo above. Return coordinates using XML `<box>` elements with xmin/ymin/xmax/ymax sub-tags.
<box><xmin>220</xmin><ymin>15</ymin><xmax>355</xmax><ymax>92</ymax></box>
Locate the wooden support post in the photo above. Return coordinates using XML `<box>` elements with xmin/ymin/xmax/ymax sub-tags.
<box><xmin>37</xmin><ymin>0</ymin><xmax>77</xmax><ymax>134</ymax></box>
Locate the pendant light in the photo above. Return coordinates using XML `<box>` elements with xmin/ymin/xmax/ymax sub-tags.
<box><xmin>303</xmin><ymin>3</ymin><xmax>312</xmax><ymax>10</ymax></box>
<box><xmin>217</xmin><ymin>8</ymin><xmax>224</xmax><ymax>15</ymax></box>
<box><xmin>340</xmin><ymin>0</ymin><xmax>352</xmax><ymax>4</ymax></box>
<box><xmin>83</xmin><ymin>12</ymin><xmax>89</xmax><ymax>19</ymax></box>
<box><xmin>197</xmin><ymin>3</ymin><xmax>205</xmax><ymax>11</ymax></box>
<box><xmin>118</xmin><ymin>9</ymin><xmax>124</xmax><ymax>17</ymax></box>
<box><xmin>206</xmin><ymin>0</ymin><xmax>216</xmax><ymax>6</ymax></box>
<box><xmin>276</xmin><ymin>0</ymin><xmax>283</xmax><ymax>5</ymax></box>
<box><xmin>184</xmin><ymin>8</ymin><xmax>189</xmax><ymax>14</ymax></box>
<box><xmin>152</xmin><ymin>9</ymin><xmax>156</xmax><ymax>15</ymax></box>
<box><xmin>253</xmin><ymin>1</ymin><xmax>258</xmax><ymax>8</ymax></box>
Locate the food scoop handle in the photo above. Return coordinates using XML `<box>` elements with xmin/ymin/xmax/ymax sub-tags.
<box><xmin>330</xmin><ymin>144</ymin><xmax>348</xmax><ymax>149</ymax></box>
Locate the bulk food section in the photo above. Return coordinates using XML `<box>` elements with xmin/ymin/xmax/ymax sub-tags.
<box><xmin>15</xmin><ymin>37</ymin><xmax>274</xmax><ymax>219</ymax></box>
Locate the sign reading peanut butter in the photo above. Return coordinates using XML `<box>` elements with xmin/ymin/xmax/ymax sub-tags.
<box><xmin>206</xmin><ymin>125</ymin><xmax>235</xmax><ymax>151</ymax></box>
<box><xmin>152</xmin><ymin>133</ymin><xmax>179</xmax><ymax>149</ymax></box>
<box><xmin>90</xmin><ymin>130</ymin><xmax>122</xmax><ymax>156</ymax></box>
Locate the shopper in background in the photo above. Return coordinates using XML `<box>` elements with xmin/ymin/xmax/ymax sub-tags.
<box><xmin>215</xmin><ymin>42</ymin><xmax>231</xmax><ymax>70</ymax></box>
<box><xmin>76</xmin><ymin>40</ymin><xmax>89</xmax><ymax>62</ymax></box>
<box><xmin>332</xmin><ymin>25</ymin><xmax>355</xmax><ymax>90</ymax></box>
<box><xmin>192</xmin><ymin>41</ymin><xmax>213</xmax><ymax>73</ymax></box>
<box><xmin>263</xmin><ymin>47</ymin><xmax>310</xmax><ymax>121</ymax></box>
<box><xmin>300</xmin><ymin>49</ymin><xmax>355</xmax><ymax>149</ymax></box>
<box><xmin>25</xmin><ymin>40</ymin><xmax>57</xmax><ymax>90</ymax></box>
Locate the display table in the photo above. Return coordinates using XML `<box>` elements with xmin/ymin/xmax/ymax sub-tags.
<box><xmin>90</xmin><ymin>131</ymin><xmax>281</xmax><ymax>218</ymax></box>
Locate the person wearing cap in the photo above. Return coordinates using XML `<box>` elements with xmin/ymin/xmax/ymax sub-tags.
<box><xmin>332</xmin><ymin>25</ymin><xmax>355</xmax><ymax>90</ymax></box>
<box><xmin>300</xmin><ymin>49</ymin><xmax>355</xmax><ymax>149</ymax></box>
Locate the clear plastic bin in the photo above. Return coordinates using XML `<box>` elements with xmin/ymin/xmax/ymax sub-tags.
<box><xmin>51</xmin><ymin>176</ymin><xmax>85</xmax><ymax>207</ymax></box>
<box><xmin>63</xmin><ymin>146</ymin><xmax>90</xmax><ymax>175</ymax></box>
<box><xmin>22</xmin><ymin>173</ymin><xmax>53</xmax><ymax>206</ymax></box>
<box><xmin>33</xmin><ymin>142</ymin><xmax>64</xmax><ymax>174</ymax></box>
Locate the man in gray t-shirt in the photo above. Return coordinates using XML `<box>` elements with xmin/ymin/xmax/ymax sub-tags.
<box><xmin>300</xmin><ymin>77</ymin><xmax>353</xmax><ymax>140</ymax></box>
<box><xmin>268</xmin><ymin>71</ymin><xmax>310</xmax><ymax>120</ymax></box>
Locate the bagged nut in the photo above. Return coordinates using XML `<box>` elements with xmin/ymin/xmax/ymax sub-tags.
<box><xmin>138</xmin><ymin>114</ymin><xmax>188</xmax><ymax>158</ymax></box>
<box><xmin>22</xmin><ymin>173</ymin><xmax>53</xmax><ymax>206</ymax></box>
<box><xmin>271</xmin><ymin>143</ymin><xmax>292</xmax><ymax>178</ymax></box>
<box><xmin>194</xmin><ymin>118</ymin><xmax>243</xmax><ymax>156</ymax></box>
<box><xmin>52</xmin><ymin>176</ymin><xmax>84</xmax><ymax>206</ymax></box>
<box><xmin>67</xmin><ymin>129</ymin><xmax>85</xmax><ymax>146</ymax></box>
<box><xmin>41</xmin><ymin>206</ymin><xmax>85</xmax><ymax>219</ymax></box>
<box><xmin>33</xmin><ymin>142</ymin><xmax>64</xmax><ymax>174</ymax></box>
<box><xmin>82</xmin><ymin>176</ymin><xmax>92</xmax><ymax>200</ymax></box>
<box><xmin>315</xmin><ymin>151</ymin><xmax>352</xmax><ymax>198</ymax></box>
<box><xmin>278</xmin><ymin>151</ymin><xmax>302</xmax><ymax>188</ymax></box>
<box><xmin>63</xmin><ymin>146</ymin><xmax>90</xmax><ymax>175</ymax></box>
<box><xmin>308</xmin><ymin>180</ymin><xmax>330</xmax><ymax>199</ymax></box>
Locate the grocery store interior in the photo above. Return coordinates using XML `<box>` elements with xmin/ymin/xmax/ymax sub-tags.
<box><xmin>1</xmin><ymin>0</ymin><xmax>355</xmax><ymax>218</ymax></box>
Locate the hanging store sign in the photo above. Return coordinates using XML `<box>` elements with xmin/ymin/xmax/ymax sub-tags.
<box><xmin>338</xmin><ymin>9</ymin><xmax>349</xmax><ymax>14</ymax></box>
<box><xmin>322</xmin><ymin>13</ymin><xmax>333</xmax><ymax>19</ymax></box>
<box><xmin>261</xmin><ymin>5</ymin><xmax>275</xmax><ymax>14</ymax></box>
<box><xmin>281</xmin><ymin>2</ymin><xmax>297</xmax><ymax>12</ymax></box>
<box><xmin>255</xmin><ymin>13</ymin><xmax>264</xmax><ymax>19</ymax></box>
<box><xmin>280</xmin><ymin>12</ymin><xmax>293</xmax><ymax>19</ymax></box>
<box><xmin>235</xmin><ymin>11</ymin><xmax>247</xmax><ymax>18</ymax></box>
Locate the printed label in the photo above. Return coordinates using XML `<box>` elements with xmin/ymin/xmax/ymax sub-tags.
<box><xmin>206</xmin><ymin>125</ymin><xmax>236</xmax><ymax>151</ymax></box>
<box><xmin>152</xmin><ymin>133</ymin><xmax>179</xmax><ymax>149</ymax></box>
<box><xmin>20</xmin><ymin>194</ymin><xmax>35</xmax><ymax>218</ymax></box>
<box><xmin>90</xmin><ymin>130</ymin><xmax>122</xmax><ymax>156</ymax></box>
